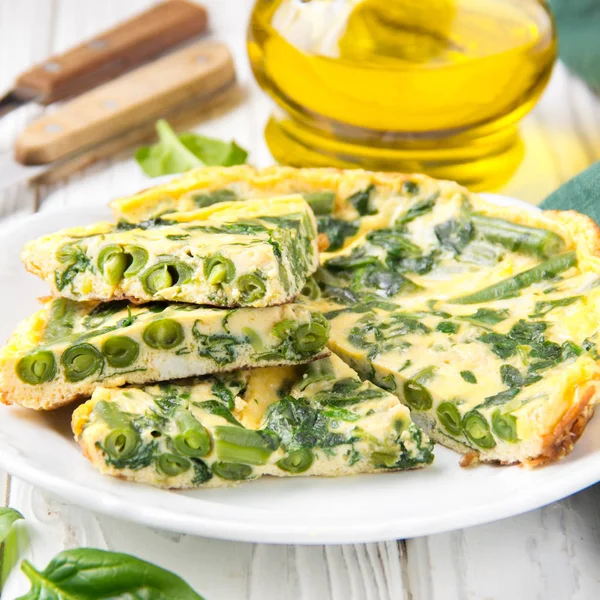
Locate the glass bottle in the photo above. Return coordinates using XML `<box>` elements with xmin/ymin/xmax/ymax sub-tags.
<box><xmin>248</xmin><ymin>0</ymin><xmax>556</xmax><ymax>190</ymax></box>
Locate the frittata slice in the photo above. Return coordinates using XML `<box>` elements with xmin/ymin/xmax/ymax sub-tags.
<box><xmin>306</xmin><ymin>185</ymin><xmax>600</xmax><ymax>466</ymax></box>
<box><xmin>22</xmin><ymin>195</ymin><xmax>319</xmax><ymax>307</ymax></box>
<box><xmin>72</xmin><ymin>355</ymin><xmax>433</xmax><ymax>489</ymax></box>
<box><xmin>0</xmin><ymin>298</ymin><xmax>329</xmax><ymax>410</ymax></box>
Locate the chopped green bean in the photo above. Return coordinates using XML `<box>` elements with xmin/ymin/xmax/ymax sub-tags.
<box><xmin>212</xmin><ymin>461</ymin><xmax>253</xmax><ymax>481</ymax></box>
<box><xmin>101</xmin><ymin>336</ymin><xmax>140</xmax><ymax>368</ymax></box>
<box><xmin>215</xmin><ymin>426</ymin><xmax>277</xmax><ymax>465</ymax></box>
<box><xmin>293</xmin><ymin>322</ymin><xmax>328</xmax><ymax>355</ymax></box>
<box><xmin>45</xmin><ymin>298</ymin><xmax>76</xmax><ymax>343</ymax></box>
<box><xmin>242</xmin><ymin>327</ymin><xmax>264</xmax><ymax>352</ymax></box>
<box><xmin>472</xmin><ymin>215</ymin><xmax>565</xmax><ymax>257</ymax></box>
<box><xmin>436</xmin><ymin>402</ymin><xmax>462</xmax><ymax>436</ymax></box>
<box><xmin>104</xmin><ymin>429</ymin><xmax>140</xmax><ymax>461</ymax></box>
<box><xmin>237</xmin><ymin>273</ymin><xmax>266</xmax><ymax>303</ymax></box>
<box><xmin>98</xmin><ymin>245</ymin><xmax>129</xmax><ymax>286</ymax></box>
<box><xmin>403</xmin><ymin>380</ymin><xmax>433</xmax><ymax>411</ymax></box>
<box><xmin>462</xmin><ymin>411</ymin><xmax>496</xmax><ymax>449</ymax></box>
<box><xmin>304</xmin><ymin>191</ymin><xmax>335</xmax><ymax>215</ymax></box>
<box><xmin>16</xmin><ymin>351</ymin><xmax>57</xmax><ymax>385</ymax></box>
<box><xmin>491</xmin><ymin>411</ymin><xmax>519</xmax><ymax>443</ymax></box>
<box><xmin>143</xmin><ymin>319</ymin><xmax>184</xmax><ymax>350</ymax></box>
<box><xmin>156</xmin><ymin>453</ymin><xmax>191</xmax><ymax>476</ymax></box>
<box><xmin>123</xmin><ymin>245</ymin><xmax>148</xmax><ymax>277</ymax></box>
<box><xmin>61</xmin><ymin>343</ymin><xmax>104</xmax><ymax>382</ymax></box>
<box><xmin>172</xmin><ymin>410</ymin><xmax>211</xmax><ymax>457</ymax></box>
<box><xmin>204</xmin><ymin>255</ymin><xmax>235</xmax><ymax>286</ymax></box>
<box><xmin>277</xmin><ymin>448</ymin><xmax>314</xmax><ymax>473</ymax></box>
<box><xmin>453</xmin><ymin>252</ymin><xmax>577</xmax><ymax>304</ymax></box>
<box><xmin>140</xmin><ymin>260</ymin><xmax>193</xmax><ymax>294</ymax></box>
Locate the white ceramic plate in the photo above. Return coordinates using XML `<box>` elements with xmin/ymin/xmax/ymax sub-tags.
<box><xmin>1</xmin><ymin>197</ymin><xmax>599</xmax><ymax>545</ymax></box>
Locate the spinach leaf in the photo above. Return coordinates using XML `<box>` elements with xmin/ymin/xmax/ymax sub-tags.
<box><xmin>436</xmin><ymin>321</ymin><xmax>459</xmax><ymax>334</ymax></box>
<box><xmin>366</xmin><ymin>229</ymin><xmax>421</xmax><ymax>257</ymax></box>
<box><xmin>394</xmin><ymin>193</ymin><xmax>439</xmax><ymax>225</ymax></box>
<box><xmin>434</xmin><ymin>218</ymin><xmax>473</xmax><ymax>255</ymax></box>
<box><xmin>265</xmin><ymin>396</ymin><xmax>350</xmax><ymax>451</ymax></box>
<box><xmin>477</xmin><ymin>387</ymin><xmax>520</xmax><ymax>409</ymax></box>
<box><xmin>55</xmin><ymin>246</ymin><xmax>91</xmax><ymax>291</ymax></box>
<box><xmin>316</xmin><ymin>216</ymin><xmax>359</xmax><ymax>251</ymax></box>
<box><xmin>460</xmin><ymin>370</ymin><xmax>477</xmax><ymax>384</ymax></box>
<box><xmin>0</xmin><ymin>508</ymin><xmax>24</xmax><ymax>591</ymax></box>
<box><xmin>199</xmin><ymin>401</ymin><xmax>242</xmax><ymax>426</ymax></box>
<box><xmin>17</xmin><ymin>548</ymin><xmax>204</xmax><ymax>600</ymax></box>
<box><xmin>459</xmin><ymin>308</ymin><xmax>510</xmax><ymax>327</ymax></box>
<box><xmin>528</xmin><ymin>296</ymin><xmax>581</xmax><ymax>318</ymax></box>
<box><xmin>347</xmin><ymin>185</ymin><xmax>377</xmax><ymax>216</ymax></box>
<box><xmin>135</xmin><ymin>119</ymin><xmax>248</xmax><ymax>177</ymax></box>
<box><xmin>500</xmin><ymin>364</ymin><xmax>524</xmax><ymax>388</ymax></box>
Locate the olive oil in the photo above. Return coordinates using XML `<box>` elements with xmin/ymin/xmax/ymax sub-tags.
<box><xmin>248</xmin><ymin>0</ymin><xmax>556</xmax><ymax>189</ymax></box>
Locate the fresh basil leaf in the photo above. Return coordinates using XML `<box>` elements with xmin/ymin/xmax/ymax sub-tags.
<box><xmin>135</xmin><ymin>119</ymin><xmax>248</xmax><ymax>177</ymax></box>
<box><xmin>0</xmin><ymin>508</ymin><xmax>23</xmax><ymax>545</ymax></box>
<box><xmin>0</xmin><ymin>508</ymin><xmax>25</xmax><ymax>591</ymax></box>
<box><xmin>17</xmin><ymin>548</ymin><xmax>205</xmax><ymax>600</ymax></box>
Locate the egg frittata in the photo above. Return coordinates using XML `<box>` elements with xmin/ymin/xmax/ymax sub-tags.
<box><xmin>0</xmin><ymin>298</ymin><xmax>329</xmax><ymax>410</ymax></box>
<box><xmin>108</xmin><ymin>166</ymin><xmax>600</xmax><ymax>467</ymax></box>
<box><xmin>22</xmin><ymin>195</ymin><xmax>319</xmax><ymax>307</ymax></box>
<box><xmin>72</xmin><ymin>354</ymin><xmax>433</xmax><ymax>488</ymax></box>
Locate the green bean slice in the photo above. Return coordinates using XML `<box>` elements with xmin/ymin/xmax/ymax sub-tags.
<box><xmin>143</xmin><ymin>319</ymin><xmax>184</xmax><ymax>350</ymax></box>
<box><xmin>141</xmin><ymin>260</ymin><xmax>193</xmax><ymax>294</ymax></box>
<box><xmin>436</xmin><ymin>401</ymin><xmax>462</xmax><ymax>436</ymax></box>
<box><xmin>472</xmin><ymin>215</ymin><xmax>565</xmax><ymax>257</ymax></box>
<box><xmin>94</xmin><ymin>400</ymin><xmax>131</xmax><ymax>429</ymax></box>
<box><xmin>156</xmin><ymin>453</ymin><xmax>191</xmax><ymax>476</ymax></box>
<box><xmin>491</xmin><ymin>411</ymin><xmax>519</xmax><ymax>443</ymax></box>
<box><xmin>212</xmin><ymin>461</ymin><xmax>253</xmax><ymax>481</ymax></box>
<box><xmin>61</xmin><ymin>343</ymin><xmax>104</xmax><ymax>382</ymax></box>
<box><xmin>277</xmin><ymin>448</ymin><xmax>314</xmax><ymax>473</ymax></box>
<box><xmin>204</xmin><ymin>255</ymin><xmax>235</xmax><ymax>286</ymax></box>
<box><xmin>123</xmin><ymin>245</ymin><xmax>148</xmax><ymax>277</ymax></box>
<box><xmin>293</xmin><ymin>322</ymin><xmax>328</xmax><ymax>355</ymax></box>
<box><xmin>463</xmin><ymin>411</ymin><xmax>496</xmax><ymax>449</ymax></box>
<box><xmin>98</xmin><ymin>245</ymin><xmax>128</xmax><ymax>286</ymax></box>
<box><xmin>104</xmin><ymin>428</ymin><xmax>140</xmax><ymax>461</ymax></box>
<box><xmin>101</xmin><ymin>336</ymin><xmax>140</xmax><ymax>368</ymax></box>
<box><xmin>304</xmin><ymin>191</ymin><xmax>335</xmax><ymax>215</ymax></box>
<box><xmin>215</xmin><ymin>426</ymin><xmax>276</xmax><ymax>466</ymax></box>
<box><xmin>403</xmin><ymin>380</ymin><xmax>433</xmax><ymax>411</ymax></box>
<box><xmin>16</xmin><ymin>351</ymin><xmax>57</xmax><ymax>385</ymax></box>
<box><xmin>453</xmin><ymin>252</ymin><xmax>577</xmax><ymax>304</ymax></box>
<box><xmin>172</xmin><ymin>410</ymin><xmax>211</xmax><ymax>457</ymax></box>
<box><xmin>237</xmin><ymin>273</ymin><xmax>266</xmax><ymax>303</ymax></box>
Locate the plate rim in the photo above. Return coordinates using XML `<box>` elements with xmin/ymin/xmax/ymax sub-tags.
<box><xmin>1</xmin><ymin>196</ymin><xmax>599</xmax><ymax>545</ymax></box>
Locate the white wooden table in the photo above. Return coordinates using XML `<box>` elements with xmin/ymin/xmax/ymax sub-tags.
<box><xmin>2</xmin><ymin>1</ymin><xmax>600</xmax><ymax>598</ymax></box>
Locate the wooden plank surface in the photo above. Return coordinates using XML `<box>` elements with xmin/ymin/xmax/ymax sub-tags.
<box><xmin>1</xmin><ymin>1</ymin><xmax>600</xmax><ymax>599</ymax></box>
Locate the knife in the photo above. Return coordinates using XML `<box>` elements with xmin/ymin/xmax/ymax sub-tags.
<box><xmin>0</xmin><ymin>0</ymin><xmax>208</xmax><ymax>119</ymax></box>
<box><xmin>0</xmin><ymin>41</ymin><xmax>237</xmax><ymax>190</ymax></box>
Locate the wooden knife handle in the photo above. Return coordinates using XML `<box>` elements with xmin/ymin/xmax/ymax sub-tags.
<box><xmin>15</xmin><ymin>41</ymin><xmax>236</xmax><ymax>165</ymax></box>
<box><xmin>14</xmin><ymin>0</ymin><xmax>208</xmax><ymax>104</ymax></box>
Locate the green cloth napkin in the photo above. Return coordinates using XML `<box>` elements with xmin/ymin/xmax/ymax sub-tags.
<box><xmin>539</xmin><ymin>161</ymin><xmax>600</xmax><ymax>221</ymax></box>
<box><xmin>550</xmin><ymin>0</ymin><xmax>600</xmax><ymax>93</ymax></box>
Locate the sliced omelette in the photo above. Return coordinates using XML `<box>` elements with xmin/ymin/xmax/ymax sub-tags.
<box><xmin>106</xmin><ymin>166</ymin><xmax>600</xmax><ymax>467</ymax></box>
<box><xmin>0</xmin><ymin>298</ymin><xmax>329</xmax><ymax>410</ymax></box>
<box><xmin>72</xmin><ymin>355</ymin><xmax>433</xmax><ymax>489</ymax></box>
<box><xmin>22</xmin><ymin>195</ymin><xmax>319</xmax><ymax>307</ymax></box>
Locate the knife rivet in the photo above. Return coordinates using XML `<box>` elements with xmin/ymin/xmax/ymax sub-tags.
<box><xmin>88</xmin><ymin>39</ymin><xmax>108</xmax><ymax>50</ymax></box>
<box><xmin>45</xmin><ymin>123</ymin><xmax>63</xmax><ymax>133</ymax></box>
<box><xmin>43</xmin><ymin>62</ymin><xmax>62</xmax><ymax>73</ymax></box>
<box><xmin>103</xmin><ymin>99</ymin><xmax>118</xmax><ymax>109</ymax></box>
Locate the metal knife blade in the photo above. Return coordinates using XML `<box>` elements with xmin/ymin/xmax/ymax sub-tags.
<box><xmin>0</xmin><ymin>91</ymin><xmax>28</xmax><ymax>119</ymax></box>
<box><xmin>0</xmin><ymin>0</ymin><xmax>208</xmax><ymax>120</ymax></box>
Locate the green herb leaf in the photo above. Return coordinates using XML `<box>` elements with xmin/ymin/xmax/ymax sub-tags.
<box><xmin>16</xmin><ymin>548</ymin><xmax>205</xmax><ymax>600</ymax></box>
<box><xmin>0</xmin><ymin>508</ymin><xmax>25</xmax><ymax>591</ymax></box>
<box><xmin>460</xmin><ymin>370</ymin><xmax>477</xmax><ymax>384</ymax></box>
<box><xmin>135</xmin><ymin>119</ymin><xmax>248</xmax><ymax>177</ymax></box>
